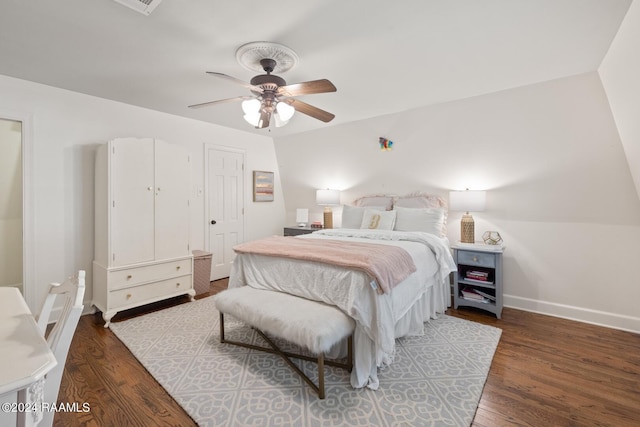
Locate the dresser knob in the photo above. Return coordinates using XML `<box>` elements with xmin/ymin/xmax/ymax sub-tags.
<box><xmin>126</xmin><ymin>293</ymin><xmax>132</xmax><ymax>300</ymax></box>
<box><xmin>176</xmin><ymin>266</ymin><xmax>181</xmax><ymax>270</ymax></box>
<box><xmin>127</xmin><ymin>275</ymin><xmax>133</xmax><ymax>280</ymax></box>
<box><xmin>176</xmin><ymin>283</ymin><xmax>181</xmax><ymax>288</ymax></box>
<box><xmin>472</xmin><ymin>257</ymin><xmax>478</xmax><ymax>262</ymax></box>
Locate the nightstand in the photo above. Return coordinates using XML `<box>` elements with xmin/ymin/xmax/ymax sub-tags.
<box><xmin>283</xmin><ymin>226</ymin><xmax>317</xmax><ymax>236</ymax></box>
<box><xmin>452</xmin><ymin>244</ymin><xmax>504</xmax><ymax>319</ymax></box>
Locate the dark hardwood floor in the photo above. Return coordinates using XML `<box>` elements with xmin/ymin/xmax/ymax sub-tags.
<box><xmin>55</xmin><ymin>279</ymin><xmax>640</xmax><ymax>426</ymax></box>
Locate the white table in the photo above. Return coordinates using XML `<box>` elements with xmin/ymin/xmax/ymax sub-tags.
<box><xmin>0</xmin><ymin>287</ymin><xmax>57</xmax><ymax>426</ymax></box>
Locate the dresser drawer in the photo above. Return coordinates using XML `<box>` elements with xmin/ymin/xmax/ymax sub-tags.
<box><xmin>109</xmin><ymin>258</ymin><xmax>192</xmax><ymax>290</ymax></box>
<box><xmin>110</xmin><ymin>274</ymin><xmax>192</xmax><ymax>308</ymax></box>
<box><xmin>457</xmin><ymin>251</ymin><xmax>496</xmax><ymax>268</ymax></box>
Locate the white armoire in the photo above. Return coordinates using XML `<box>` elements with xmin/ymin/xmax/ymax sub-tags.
<box><xmin>93</xmin><ymin>137</ymin><xmax>195</xmax><ymax>327</ymax></box>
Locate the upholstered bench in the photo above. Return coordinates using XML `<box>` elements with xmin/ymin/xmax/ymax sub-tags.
<box><xmin>213</xmin><ymin>286</ymin><xmax>355</xmax><ymax>399</ymax></box>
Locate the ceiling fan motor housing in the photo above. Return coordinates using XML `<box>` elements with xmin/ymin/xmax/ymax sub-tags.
<box><xmin>250</xmin><ymin>74</ymin><xmax>286</xmax><ymax>94</ymax></box>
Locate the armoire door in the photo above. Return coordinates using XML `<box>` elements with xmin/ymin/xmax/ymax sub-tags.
<box><xmin>110</xmin><ymin>138</ymin><xmax>155</xmax><ymax>266</ymax></box>
<box><xmin>154</xmin><ymin>140</ymin><xmax>190</xmax><ymax>260</ymax></box>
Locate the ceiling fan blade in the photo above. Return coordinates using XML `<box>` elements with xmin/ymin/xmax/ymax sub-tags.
<box><xmin>288</xmin><ymin>99</ymin><xmax>335</xmax><ymax>123</ymax></box>
<box><xmin>206</xmin><ymin>72</ymin><xmax>264</xmax><ymax>93</ymax></box>
<box><xmin>188</xmin><ymin>96</ymin><xmax>250</xmax><ymax>109</ymax></box>
<box><xmin>257</xmin><ymin>109</ymin><xmax>271</xmax><ymax>129</ymax></box>
<box><xmin>277</xmin><ymin>79</ymin><xmax>337</xmax><ymax>97</ymax></box>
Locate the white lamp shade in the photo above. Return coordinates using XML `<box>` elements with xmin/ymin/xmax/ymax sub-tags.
<box><xmin>295</xmin><ymin>208</ymin><xmax>309</xmax><ymax>224</ymax></box>
<box><xmin>274</xmin><ymin>110</ymin><xmax>289</xmax><ymax>128</ymax></box>
<box><xmin>316</xmin><ymin>189</ymin><xmax>341</xmax><ymax>206</ymax></box>
<box><xmin>242</xmin><ymin>99</ymin><xmax>261</xmax><ymax>127</ymax></box>
<box><xmin>449</xmin><ymin>190</ymin><xmax>486</xmax><ymax>212</ymax></box>
<box><xmin>276</xmin><ymin>102</ymin><xmax>295</xmax><ymax>122</ymax></box>
<box><xmin>242</xmin><ymin>98</ymin><xmax>261</xmax><ymax>114</ymax></box>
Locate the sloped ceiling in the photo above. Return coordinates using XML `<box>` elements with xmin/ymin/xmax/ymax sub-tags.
<box><xmin>0</xmin><ymin>0</ymin><xmax>631</xmax><ymax>137</ymax></box>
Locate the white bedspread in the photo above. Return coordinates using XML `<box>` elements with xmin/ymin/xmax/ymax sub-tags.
<box><xmin>228</xmin><ymin>229</ymin><xmax>456</xmax><ymax>389</ymax></box>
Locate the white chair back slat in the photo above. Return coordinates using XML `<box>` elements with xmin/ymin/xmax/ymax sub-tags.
<box><xmin>35</xmin><ymin>271</ymin><xmax>85</xmax><ymax>427</ymax></box>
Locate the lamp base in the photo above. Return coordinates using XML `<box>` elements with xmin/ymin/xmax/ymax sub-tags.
<box><xmin>460</xmin><ymin>213</ymin><xmax>475</xmax><ymax>243</ymax></box>
<box><xmin>323</xmin><ymin>207</ymin><xmax>334</xmax><ymax>229</ymax></box>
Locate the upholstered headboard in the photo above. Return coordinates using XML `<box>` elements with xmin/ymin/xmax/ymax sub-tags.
<box><xmin>346</xmin><ymin>192</ymin><xmax>448</xmax><ymax>237</ymax></box>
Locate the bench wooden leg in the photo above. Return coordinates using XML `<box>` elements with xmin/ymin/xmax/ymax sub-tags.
<box><xmin>217</xmin><ymin>312</ymin><xmax>353</xmax><ymax>399</ymax></box>
<box><xmin>254</xmin><ymin>329</ymin><xmax>325</xmax><ymax>398</ymax></box>
<box><xmin>347</xmin><ymin>335</ymin><xmax>353</xmax><ymax>372</ymax></box>
<box><xmin>219</xmin><ymin>312</ymin><xmax>225</xmax><ymax>343</ymax></box>
<box><xmin>317</xmin><ymin>352</ymin><xmax>325</xmax><ymax>399</ymax></box>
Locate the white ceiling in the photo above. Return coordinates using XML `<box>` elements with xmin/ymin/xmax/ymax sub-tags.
<box><xmin>0</xmin><ymin>0</ymin><xmax>631</xmax><ymax>138</ymax></box>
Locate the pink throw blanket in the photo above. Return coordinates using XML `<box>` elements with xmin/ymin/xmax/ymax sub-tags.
<box><xmin>233</xmin><ymin>236</ymin><xmax>416</xmax><ymax>294</ymax></box>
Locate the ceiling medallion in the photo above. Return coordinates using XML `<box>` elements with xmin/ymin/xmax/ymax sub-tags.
<box><xmin>235</xmin><ymin>42</ymin><xmax>299</xmax><ymax>74</ymax></box>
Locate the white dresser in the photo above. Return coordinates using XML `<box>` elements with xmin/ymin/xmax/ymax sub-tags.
<box><xmin>93</xmin><ymin>137</ymin><xmax>195</xmax><ymax>327</ymax></box>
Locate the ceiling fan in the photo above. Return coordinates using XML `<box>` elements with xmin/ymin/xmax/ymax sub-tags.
<box><xmin>188</xmin><ymin>58</ymin><xmax>337</xmax><ymax>129</ymax></box>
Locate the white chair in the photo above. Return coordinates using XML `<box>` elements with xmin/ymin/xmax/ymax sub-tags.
<box><xmin>34</xmin><ymin>270</ymin><xmax>85</xmax><ymax>427</ymax></box>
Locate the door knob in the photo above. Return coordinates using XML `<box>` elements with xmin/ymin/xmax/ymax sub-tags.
<box><xmin>211</xmin><ymin>220</ymin><xmax>217</xmax><ymax>225</ymax></box>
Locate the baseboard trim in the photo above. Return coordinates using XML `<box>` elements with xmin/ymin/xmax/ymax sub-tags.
<box><xmin>504</xmin><ymin>294</ymin><xmax>640</xmax><ymax>334</ymax></box>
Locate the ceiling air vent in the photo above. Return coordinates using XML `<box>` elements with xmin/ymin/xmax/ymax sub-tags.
<box><xmin>112</xmin><ymin>0</ymin><xmax>162</xmax><ymax>15</ymax></box>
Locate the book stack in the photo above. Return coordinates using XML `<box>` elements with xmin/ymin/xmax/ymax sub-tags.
<box><xmin>460</xmin><ymin>287</ymin><xmax>496</xmax><ymax>303</ymax></box>
<box><xmin>465</xmin><ymin>270</ymin><xmax>490</xmax><ymax>284</ymax></box>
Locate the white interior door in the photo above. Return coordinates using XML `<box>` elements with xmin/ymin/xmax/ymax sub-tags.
<box><xmin>0</xmin><ymin>118</ymin><xmax>22</xmax><ymax>290</ymax></box>
<box><xmin>206</xmin><ymin>146</ymin><xmax>244</xmax><ymax>280</ymax></box>
<box><xmin>0</xmin><ymin>111</ymin><xmax>34</xmax><ymax>310</ymax></box>
<box><xmin>154</xmin><ymin>140</ymin><xmax>190</xmax><ymax>260</ymax></box>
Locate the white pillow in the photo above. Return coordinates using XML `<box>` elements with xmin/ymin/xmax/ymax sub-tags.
<box><xmin>353</xmin><ymin>195</ymin><xmax>394</xmax><ymax>210</ymax></box>
<box><xmin>341</xmin><ymin>205</ymin><xmax>385</xmax><ymax>229</ymax></box>
<box><xmin>393</xmin><ymin>206</ymin><xmax>445</xmax><ymax>236</ymax></box>
<box><xmin>360</xmin><ymin>209</ymin><xmax>396</xmax><ymax>230</ymax></box>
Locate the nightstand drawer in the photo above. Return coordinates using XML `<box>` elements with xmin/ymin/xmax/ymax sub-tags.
<box><xmin>457</xmin><ymin>251</ymin><xmax>495</xmax><ymax>268</ymax></box>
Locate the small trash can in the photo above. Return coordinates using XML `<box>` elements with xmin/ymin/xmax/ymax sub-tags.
<box><xmin>192</xmin><ymin>250</ymin><xmax>212</xmax><ymax>295</ymax></box>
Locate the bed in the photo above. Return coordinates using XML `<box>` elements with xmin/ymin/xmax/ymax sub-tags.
<box><xmin>228</xmin><ymin>193</ymin><xmax>457</xmax><ymax>389</ymax></box>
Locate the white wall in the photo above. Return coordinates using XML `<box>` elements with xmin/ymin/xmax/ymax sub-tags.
<box><xmin>599</xmin><ymin>0</ymin><xmax>640</xmax><ymax>200</ymax></box>
<box><xmin>0</xmin><ymin>74</ymin><xmax>285</xmax><ymax>312</ymax></box>
<box><xmin>275</xmin><ymin>72</ymin><xmax>640</xmax><ymax>333</ymax></box>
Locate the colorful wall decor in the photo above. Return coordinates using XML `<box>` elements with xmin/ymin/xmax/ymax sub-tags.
<box><xmin>253</xmin><ymin>170</ymin><xmax>274</xmax><ymax>202</ymax></box>
<box><xmin>379</xmin><ymin>137</ymin><xmax>393</xmax><ymax>151</ymax></box>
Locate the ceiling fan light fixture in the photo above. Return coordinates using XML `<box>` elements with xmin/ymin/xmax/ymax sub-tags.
<box><xmin>243</xmin><ymin>114</ymin><xmax>260</xmax><ymax>127</ymax></box>
<box><xmin>242</xmin><ymin>98</ymin><xmax>261</xmax><ymax>126</ymax></box>
<box><xmin>241</xmin><ymin>98</ymin><xmax>261</xmax><ymax>115</ymax></box>
<box><xmin>190</xmin><ymin>50</ymin><xmax>336</xmax><ymax>130</ymax></box>
<box><xmin>276</xmin><ymin>101</ymin><xmax>295</xmax><ymax>122</ymax></box>
<box><xmin>274</xmin><ymin>111</ymin><xmax>290</xmax><ymax>128</ymax></box>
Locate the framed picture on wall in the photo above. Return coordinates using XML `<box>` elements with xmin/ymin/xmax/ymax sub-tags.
<box><xmin>253</xmin><ymin>170</ymin><xmax>274</xmax><ymax>202</ymax></box>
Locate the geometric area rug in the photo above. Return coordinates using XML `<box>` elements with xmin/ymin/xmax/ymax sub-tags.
<box><xmin>110</xmin><ymin>296</ymin><xmax>501</xmax><ymax>427</ymax></box>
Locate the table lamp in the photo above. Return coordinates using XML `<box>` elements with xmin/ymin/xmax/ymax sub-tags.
<box><xmin>449</xmin><ymin>189</ymin><xmax>486</xmax><ymax>243</ymax></box>
<box><xmin>316</xmin><ymin>189</ymin><xmax>340</xmax><ymax>229</ymax></box>
<box><xmin>296</xmin><ymin>208</ymin><xmax>309</xmax><ymax>227</ymax></box>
